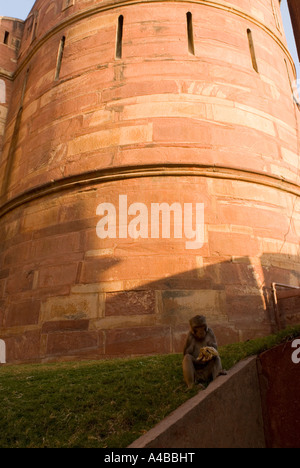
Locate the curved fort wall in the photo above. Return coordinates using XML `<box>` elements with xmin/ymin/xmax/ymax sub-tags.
<box><xmin>0</xmin><ymin>0</ymin><xmax>299</xmax><ymax>363</ymax></box>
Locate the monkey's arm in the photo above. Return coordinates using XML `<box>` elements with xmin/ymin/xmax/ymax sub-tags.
<box><xmin>205</xmin><ymin>328</ymin><xmax>218</xmax><ymax>350</ymax></box>
<box><xmin>183</xmin><ymin>333</ymin><xmax>197</xmax><ymax>357</ymax></box>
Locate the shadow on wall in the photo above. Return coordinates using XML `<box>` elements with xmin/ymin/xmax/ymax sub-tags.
<box><xmin>106</xmin><ymin>251</ymin><xmax>300</xmax><ymax>351</ymax></box>
<box><xmin>1</xmin><ymin>248</ymin><xmax>300</xmax><ymax>363</ymax></box>
<box><xmin>41</xmin><ymin>251</ymin><xmax>300</xmax><ymax>360</ymax></box>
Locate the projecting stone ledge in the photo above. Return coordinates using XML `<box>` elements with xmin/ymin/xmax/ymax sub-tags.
<box><xmin>129</xmin><ymin>356</ymin><xmax>265</xmax><ymax>449</ymax></box>
<box><xmin>129</xmin><ymin>339</ymin><xmax>300</xmax><ymax>448</ymax></box>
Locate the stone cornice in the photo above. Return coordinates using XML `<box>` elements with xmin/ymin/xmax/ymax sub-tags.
<box><xmin>15</xmin><ymin>0</ymin><xmax>296</xmax><ymax>79</ymax></box>
<box><xmin>0</xmin><ymin>163</ymin><xmax>299</xmax><ymax>219</ymax></box>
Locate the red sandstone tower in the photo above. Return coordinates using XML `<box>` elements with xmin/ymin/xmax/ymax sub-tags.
<box><xmin>0</xmin><ymin>0</ymin><xmax>299</xmax><ymax>363</ymax></box>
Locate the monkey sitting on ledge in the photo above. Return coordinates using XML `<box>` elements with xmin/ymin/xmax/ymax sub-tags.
<box><xmin>183</xmin><ymin>315</ymin><xmax>226</xmax><ymax>389</ymax></box>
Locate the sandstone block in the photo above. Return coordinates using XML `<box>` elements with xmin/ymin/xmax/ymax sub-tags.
<box><xmin>161</xmin><ymin>289</ymin><xmax>227</xmax><ymax>324</ymax></box>
<box><xmin>5</xmin><ymin>330</ymin><xmax>41</xmax><ymax>362</ymax></box>
<box><xmin>105</xmin><ymin>326</ymin><xmax>171</xmax><ymax>355</ymax></box>
<box><xmin>105</xmin><ymin>290</ymin><xmax>156</xmax><ymax>316</ymax></box>
<box><xmin>41</xmin><ymin>319</ymin><xmax>89</xmax><ymax>333</ymax></box>
<box><xmin>46</xmin><ymin>330</ymin><xmax>99</xmax><ymax>356</ymax></box>
<box><xmin>40</xmin><ymin>293</ymin><xmax>99</xmax><ymax>322</ymax></box>
<box><xmin>38</xmin><ymin>263</ymin><xmax>78</xmax><ymax>289</ymax></box>
<box><xmin>67</xmin><ymin>124</ymin><xmax>153</xmax><ymax>156</ymax></box>
<box><xmin>6</xmin><ymin>300</ymin><xmax>40</xmax><ymax>327</ymax></box>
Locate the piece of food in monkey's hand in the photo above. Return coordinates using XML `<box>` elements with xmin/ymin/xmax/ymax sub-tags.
<box><xmin>197</xmin><ymin>346</ymin><xmax>219</xmax><ymax>362</ymax></box>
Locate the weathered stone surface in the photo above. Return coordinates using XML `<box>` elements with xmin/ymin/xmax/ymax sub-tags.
<box><xmin>41</xmin><ymin>319</ymin><xmax>89</xmax><ymax>333</ymax></box>
<box><xmin>258</xmin><ymin>340</ymin><xmax>300</xmax><ymax>448</ymax></box>
<box><xmin>161</xmin><ymin>289</ymin><xmax>227</xmax><ymax>324</ymax></box>
<box><xmin>105</xmin><ymin>290</ymin><xmax>156</xmax><ymax>316</ymax></box>
<box><xmin>105</xmin><ymin>326</ymin><xmax>171</xmax><ymax>356</ymax></box>
<box><xmin>40</xmin><ymin>293</ymin><xmax>99</xmax><ymax>322</ymax></box>
<box><xmin>5</xmin><ymin>330</ymin><xmax>41</xmax><ymax>363</ymax></box>
<box><xmin>46</xmin><ymin>330</ymin><xmax>99</xmax><ymax>356</ymax></box>
<box><xmin>5</xmin><ymin>300</ymin><xmax>40</xmax><ymax>327</ymax></box>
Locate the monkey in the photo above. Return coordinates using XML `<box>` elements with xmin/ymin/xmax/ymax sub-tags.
<box><xmin>182</xmin><ymin>315</ymin><xmax>226</xmax><ymax>389</ymax></box>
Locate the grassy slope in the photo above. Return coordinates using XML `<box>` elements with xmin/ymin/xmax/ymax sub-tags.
<box><xmin>0</xmin><ymin>325</ymin><xmax>299</xmax><ymax>448</ymax></box>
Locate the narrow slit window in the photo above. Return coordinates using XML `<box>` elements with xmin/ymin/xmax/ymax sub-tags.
<box><xmin>26</xmin><ymin>15</ymin><xmax>34</xmax><ymax>39</ymax></box>
<box><xmin>31</xmin><ymin>14</ymin><xmax>38</xmax><ymax>42</ymax></box>
<box><xmin>4</xmin><ymin>31</ymin><xmax>9</xmax><ymax>45</ymax></box>
<box><xmin>21</xmin><ymin>69</ymin><xmax>30</xmax><ymax>107</ymax></box>
<box><xmin>62</xmin><ymin>0</ymin><xmax>74</xmax><ymax>11</ymax></box>
<box><xmin>55</xmin><ymin>36</ymin><xmax>65</xmax><ymax>80</ymax></box>
<box><xmin>247</xmin><ymin>29</ymin><xmax>258</xmax><ymax>73</ymax></box>
<box><xmin>271</xmin><ymin>0</ymin><xmax>281</xmax><ymax>32</ymax></box>
<box><xmin>186</xmin><ymin>12</ymin><xmax>195</xmax><ymax>55</ymax></box>
<box><xmin>116</xmin><ymin>15</ymin><xmax>124</xmax><ymax>60</ymax></box>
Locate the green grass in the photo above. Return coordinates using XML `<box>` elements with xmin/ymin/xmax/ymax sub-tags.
<box><xmin>0</xmin><ymin>325</ymin><xmax>299</xmax><ymax>448</ymax></box>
